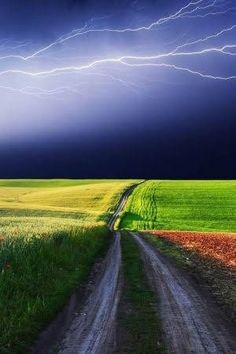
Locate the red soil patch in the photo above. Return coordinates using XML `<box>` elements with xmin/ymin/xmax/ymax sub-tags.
<box><xmin>149</xmin><ymin>230</ymin><xmax>236</xmax><ymax>268</ymax></box>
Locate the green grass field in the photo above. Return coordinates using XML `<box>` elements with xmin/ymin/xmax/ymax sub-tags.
<box><xmin>120</xmin><ymin>180</ymin><xmax>236</xmax><ymax>232</ymax></box>
<box><xmin>0</xmin><ymin>179</ymin><xmax>136</xmax><ymax>353</ymax></box>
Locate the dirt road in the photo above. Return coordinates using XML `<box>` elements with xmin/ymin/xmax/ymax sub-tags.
<box><xmin>132</xmin><ymin>233</ymin><xmax>236</xmax><ymax>354</ymax></box>
<box><xmin>108</xmin><ymin>183</ymin><xmax>141</xmax><ymax>230</ymax></box>
<box><xmin>57</xmin><ymin>185</ymin><xmax>139</xmax><ymax>353</ymax></box>
<box><xmin>58</xmin><ymin>232</ymin><xmax>121</xmax><ymax>354</ymax></box>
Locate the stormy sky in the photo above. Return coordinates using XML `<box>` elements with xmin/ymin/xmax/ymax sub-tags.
<box><xmin>0</xmin><ymin>0</ymin><xmax>235</xmax><ymax>178</ymax></box>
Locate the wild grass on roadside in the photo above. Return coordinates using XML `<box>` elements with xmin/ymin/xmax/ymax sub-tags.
<box><xmin>119</xmin><ymin>233</ymin><xmax>164</xmax><ymax>353</ymax></box>
<box><xmin>0</xmin><ymin>226</ymin><xmax>109</xmax><ymax>354</ymax></box>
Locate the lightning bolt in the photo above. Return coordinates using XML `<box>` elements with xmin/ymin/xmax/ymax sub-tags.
<box><xmin>0</xmin><ymin>45</ymin><xmax>235</xmax><ymax>77</ymax></box>
<box><xmin>0</xmin><ymin>0</ymin><xmax>232</xmax><ymax>61</ymax></box>
<box><xmin>0</xmin><ymin>0</ymin><xmax>235</xmax><ymax>98</ymax></box>
<box><xmin>172</xmin><ymin>24</ymin><xmax>236</xmax><ymax>52</ymax></box>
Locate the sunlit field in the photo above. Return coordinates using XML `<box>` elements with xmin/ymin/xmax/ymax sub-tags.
<box><xmin>0</xmin><ymin>179</ymin><xmax>136</xmax><ymax>353</ymax></box>
<box><xmin>120</xmin><ymin>180</ymin><xmax>236</xmax><ymax>232</ymax></box>
<box><xmin>0</xmin><ymin>179</ymin><xmax>135</xmax><ymax>222</ymax></box>
<box><xmin>0</xmin><ymin>179</ymin><xmax>139</xmax><ymax>239</ymax></box>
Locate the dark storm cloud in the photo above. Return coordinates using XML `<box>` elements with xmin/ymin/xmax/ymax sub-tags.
<box><xmin>0</xmin><ymin>0</ymin><xmax>235</xmax><ymax>178</ymax></box>
<box><xmin>0</xmin><ymin>0</ymin><xmax>170</xmax><ymax>38</ymax></box>
<box><xmin>1</xmin><ymin>110</ymin><xmax>236</xmax><ymax>179</ymax></box>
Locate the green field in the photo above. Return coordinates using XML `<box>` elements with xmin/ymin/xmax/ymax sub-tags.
<box><xmin>0</xmin><ymin>179</ymin><xmax>136</xmax><ymax>353</ymax></box>
<box><xmin>120</xmin><ymin>180</ymin><xmax>236</xmax><ymax>232</ymax></box>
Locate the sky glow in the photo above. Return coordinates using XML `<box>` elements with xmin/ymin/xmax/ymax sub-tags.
<box><xmin>0</xmin><ymin>0</ymin><xmax>235</xmax><ymax>178</ymax></box>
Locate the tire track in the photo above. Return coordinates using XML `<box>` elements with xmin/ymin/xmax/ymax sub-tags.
<box><xmin>108</xmin><ymin>182</ymin><xmax>143</xmax><ymax>231</ymax></box>
<box><xmin>132</xmin><ymin>233</ymin><xmax>235</xmax><ymax>354</ymax></box>
<box><xmin>58</xmin><ymin>232</ymin><xmax>121</xmax><ymax>354</ymax></box>
<box><xmin>57</xmin><ymin>184</ymin><xmax>140</xmax><ymax>353</ymax></box>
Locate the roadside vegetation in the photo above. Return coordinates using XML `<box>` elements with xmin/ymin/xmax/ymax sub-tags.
<box><xmin>0</xmin><ymin>179</ymin><xmax>136</xmax><ymax>353</ymax></box>
<box><xmin>0</xmin><ymin>226</ymin><xmax>109</xmax><ymax>353</ymax></box>
<box><xmin>118</xmin><ymin>233</ymin><xmax>164</xmax><ymax>353</ymax></box>
<box><xmin>120</xmin><ymin>180</ymin><xmax>236</xmax><ymax>232</ymax></box>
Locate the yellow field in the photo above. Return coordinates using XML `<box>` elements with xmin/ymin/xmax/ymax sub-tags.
<box><xmin>0</xmin><ymin>179</ymin><xmax>136</xmax><ymax>238</ymax></box>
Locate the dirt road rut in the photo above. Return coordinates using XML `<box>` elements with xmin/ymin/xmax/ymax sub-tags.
<box><xmin>133</xmin><ymin>233</ymin><xmax>235</xmax><ymax>354</ymax></box>
<box><xmin>58</xmin><ymin>232</ymin><xmax>121</xmax><ymax>354</ymax></box>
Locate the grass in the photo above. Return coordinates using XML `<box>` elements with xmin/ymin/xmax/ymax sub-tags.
<box><xmin>0</xmin><ymin>179</ymin><xmax>137</xmax><ymax>238</ymax></box>
<box><xmin>120</xmin><ymin>180</ymin><xmax>236</xmax><ymax>232</ymax></box>
<box><xmin>0</xmin><ymin>179</ymin><xmax>108</xmax><ymax>188</ymax></box>
<box><xmin>0</xmin><ymin>179</ymin><xmax>137</xmax><ymax>353</ymax></box>
<box><xmin>119</xmin><ymin>233</ymin><xmax>164</xmax><ymax>353</ymax></box>
<box><xmin>0</xmin><ymin>179</ymin><xmax>136</xmax><ymax>221</ymax></box>
<box><xmin>0</xmin><ymin>226</ymin><xmax>109</xmax><ymax>353</ymax></box>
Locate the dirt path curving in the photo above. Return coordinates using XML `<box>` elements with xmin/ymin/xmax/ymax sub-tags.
<box><xmin>108</xmin><ymin>183</ymin><xmax>142</xmax><ymax>230</ymax></box>
<box><xmin>56</xmin><ymin>184</ymin><xmax>142</xmax><ymax>353</ymax></box>
<box><xmin>31</xmin><ymin>184</ymin><xmax>140</xmax><ymax>354</ymax></box>
<box><xmin>132</xmin><ymin>233</ymin><xmax>236</xmax><ymax>354</ymax></box>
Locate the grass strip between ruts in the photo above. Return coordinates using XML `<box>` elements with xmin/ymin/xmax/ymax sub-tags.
<box><xmin>119</xmin><ymin>232</ymin><xmax>165</xmax><ymax>353</ymax></box>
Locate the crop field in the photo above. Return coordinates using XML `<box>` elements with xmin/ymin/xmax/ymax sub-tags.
<box><xmin>0</xmin><ymin>179</ymin><xmax>134</xmax><ymax>221</ymax></box>
<box><xmin>0</xmin><ymin>179</ymin><xmax>136</xmax><ymax>353</ymax></box>
<box><xmin>120</xmin><ymin>180</ymin><xmax>236</xmax><ymax>232</ymax></box>
<box><xmin>1</xmin><ymin>179</ymin><xmax>235</xmax><ymax>353</ymax></box>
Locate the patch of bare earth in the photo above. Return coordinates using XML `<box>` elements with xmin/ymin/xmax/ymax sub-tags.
<box><xmin>150</xmin><ymin>230</ymin><xmax>236</xmax><ymax>267</ymax></box>
<box><xmin>148</xmin><ymin>230</ymin><xmax>236</xmax><ymax>320</ymax></box>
